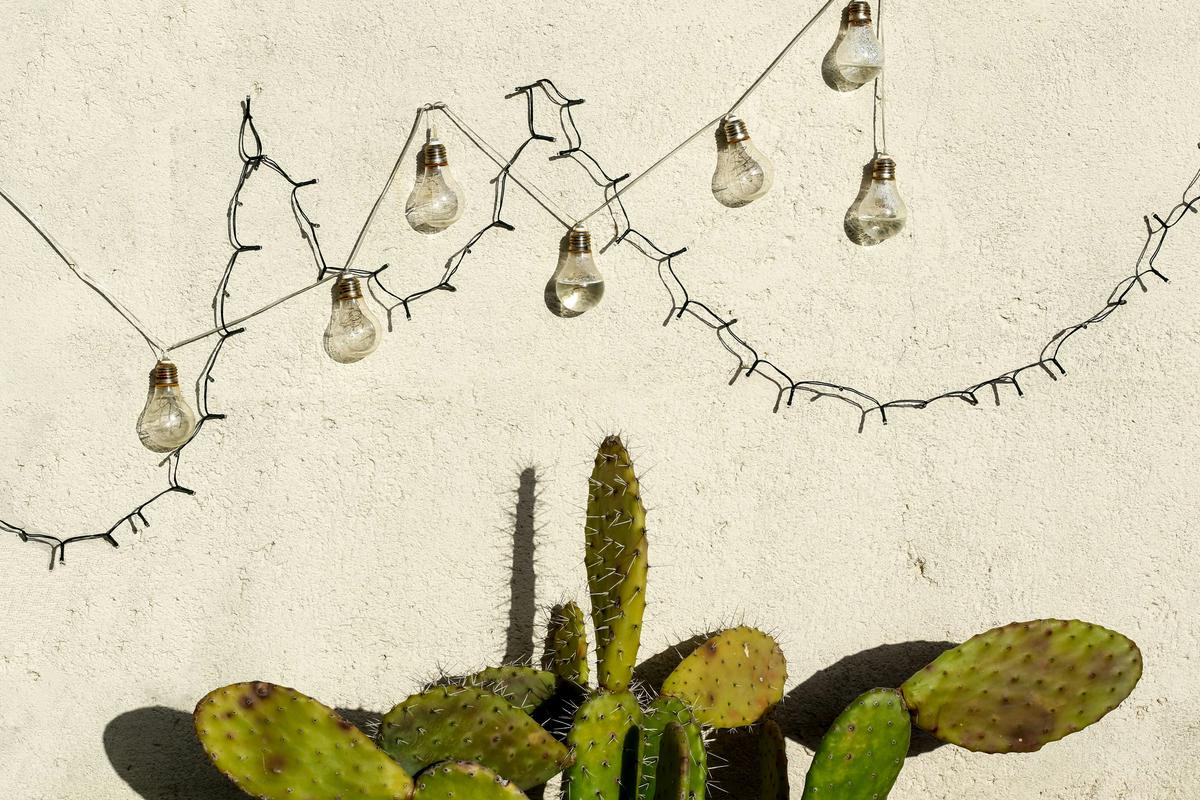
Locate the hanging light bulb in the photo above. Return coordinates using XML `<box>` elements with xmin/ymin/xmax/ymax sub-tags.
<box><xmin>324</xmin><ymin>275</ymin><xmax>381</xmax><ymax>363</ymax></box>
<box><xmin>712</xmin><ymin>115</ymin><xmax>774</xmax><ymax>208</ymax></box>
<box><xmin>405</xmin><ymin>135</ymin><xmax>465</xmax><ymax>235</ymax></box>
<box><xmin>136</xmin><ymin>360</ymin><xmax>197</xmax><ymax>453</ymax></box>
<box><xmin>845</xmin><ymin>154</ymin><xmax>908</xmax><ymax>246</ymax></box>
<box><xmin>827</xmin><ymin>1</ymin><xmax>884</xmax><ymax>91</ymax></box>
<box><xmin>552</xmin><ymin>225</ymin><xmax>605</xmax><ymax>316</ymax></box>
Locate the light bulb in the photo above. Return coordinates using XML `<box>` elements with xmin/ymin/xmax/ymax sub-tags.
<box><xmin>324</xmin><ymin>276</ymin><xmax>381</xmax><ymax>363</ymax></box>
<box><xmin>828</xmin><ymin>1</ymin><xmax>884</xmax><ymax>90</ymax></box>
<box><xmin>712</xmin><ymin>116</ymin><xmax>774</xmax><ymax>208</ymax></box>
<box><xmin>136</xmin><ymin>360</ymin><xmax>197</xmax><ymax>453</ymax></box>
<box><xmin>552</xmin><ymin>225</ymin><xmax>605</xmax><ymax>316</ymax></box>
<box><xmin>405</xmin><ymin>139</ymin><xmax>464</xmax><ymax>234</ymax></box>
<box><xmin>845</xmin><ymin>155</ymin><xmax>908</xmax><ymax>246</ymax></box>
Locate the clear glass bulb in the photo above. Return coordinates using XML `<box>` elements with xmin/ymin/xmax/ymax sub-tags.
<box><xmin>136</xmin><ymin>360</ymin><xmax>197</xmax><ymax>453</ymax></box>
<box><xmin>845</xmin><ymin>155</ymin><xmax>908</xmax><ymax>246</ymax></box>
<box><xmin>553</xmin><ymin>226</ymin><xmax>605</xmax><ymax>315</ymax></box>
<box><xmin>324</xmin><ymin>276</ymin><xmax>381</xmax><ymax>363</ymax></box>
<box><xmin>405</xmin><ymin>139</ymin><xmax>464</xmax><ymax>234</ymax></box>
<box><xmin>831</xmin><ymin>2</ymin><xmax>884</xmax><ymax>89</ymax></box>
<box><xmin>712</xmin><ymin>116</ymin><xmax>774</xmax><ymax>208</ymax></box>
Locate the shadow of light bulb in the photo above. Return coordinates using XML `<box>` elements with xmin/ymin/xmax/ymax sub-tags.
<box><xmin>845</xmin><ymin>155</ymin><xmax>908</xmax><ymax>246</ymax></box>
<box><xmin>712</xmin><ymin>116</ymin><xmax>774</xmax><ymax>208</ymax></box>
<box><xmin>136</xmin><ymin>360</ymin><xmax>197</xmax><ymax>453</ymax></box>
<box><xmin>405</xmin><ymin>139</ymin><xmax>465</xmax><ymax>235</ymax></box>
<box><xmin>324</xmin><ymin>276</ymin><xmax>381</xmax><ymax>363</ymax></box>
<box><xmin>548</xmin><ymin>226</ymin><xmax>605</xmax><ymax>317</ymax></box>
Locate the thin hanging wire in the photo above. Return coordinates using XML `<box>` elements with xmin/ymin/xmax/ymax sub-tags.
<box><xmin>873</xmin><ymin>0</ymin><xmax>888</xmax><ymax>154</ymax></box>
<box><xmin>577</xmin><ymin>0</ymin><xmax>840</xmax><ymax>224</ymax></box>
<box><xmin>0</xmin><ymin>186</ymin><xmax>169</xmax><ymax>358</ymax></box>
<box><xmin>438</xmin><ymin>104</ymin><xmax>577</xmax><ymax>228</ymax></box>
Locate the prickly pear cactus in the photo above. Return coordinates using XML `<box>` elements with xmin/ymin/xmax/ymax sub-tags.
<box><xmin>414</xmin><ymin>761</ymin><xmax>528</xmax><ymax>800</ymax></box>
<box><xmin>379</xmin><ymin>685</ymin><xmax>571</xmax><ymax>788</ymax></box>
<box><xmin>544</xmin><ymin>601</ymin><xmax>589</xmax><ymax>685</ymax></box>
<box><xmin>193</xmin><ymin>681</ymin><xmax>414</xmax><ymax>800</ymax></box>
<box><xmin>639</xmin><ymin>697</ymin><xmax>705</xmax><ymax>800</ymax></box>
<box><xmin>661</xmin><ymin>627</ymin><xmax>786</xmax><ymax>728</ymax></box>
<box><xmin>800</xmin><ymin>688</ymin><xmax>910</xmax><ymax>800</ymax></box>
<box><xmin>459</xmin><ymin>666</ymin><xmax>557</xmax><ymax>712</ymax></box>
<box><xmin>565</xmin><ymin>690</ymin><xmax>644</xmax><ymax>800</ymax></box>
<box><xmin>758</xmin><ymin>719</ymin><xmax>788</xmax><ymax>800</ymax></box>
<box><xmin>900</xmin><ymin>619</ymin><xmax>1142</xmax><ymax>753</ymax></box>
<box><xmin>653</xmin><ymin>723</ymin><xmax>689</xmax><ymax>800</ymax></box>
<box><xmin>585</xmin><ymin>435</ymin><xmax>648</xmax><ymax>693</ymax></box>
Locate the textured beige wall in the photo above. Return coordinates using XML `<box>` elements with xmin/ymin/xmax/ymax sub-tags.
<box><xmin>2</xmin><ymin>1</ymin><xmax>1199</xmax><ymax>798</ymax></box>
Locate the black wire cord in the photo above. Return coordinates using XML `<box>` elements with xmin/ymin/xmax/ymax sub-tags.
<box><xmin>3</xmin><ymin>83</ymin><xmax>1197</xmax><ymax>568</ymax></box>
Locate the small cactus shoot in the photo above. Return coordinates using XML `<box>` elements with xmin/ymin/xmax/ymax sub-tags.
<box><xmin>544</xmin><ymin>601</ymin><xmax>590</xmax><ymax>685</ymax></box>
<box><xmin>585</xmin><ymin>435</ymin><xmax>649</xmax><ymax>693</ymax></box>
<box><xmin>800</xmin><ymin>688</ymin><xmax>910</xmax><ymax>800</ymax></box>
<box><xmin>413</xmin><ymin>761</ymin><xmax>529</xmax><ymax>800</ymax></box>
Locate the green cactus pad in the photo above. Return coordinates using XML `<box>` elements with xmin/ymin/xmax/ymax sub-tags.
<box><xmin>460</xmin><ymin>666</ymin><xmax>558</xmax><ymax>712</ymax></box>
<box><xmin>661</xmin><ymin>627</ymin><xmax>787</xmax><ymax>728</ymax></box>
<box><xmin>800</xmin><ymin>688</ymin><xmax>910</xmax><ymax>800</ymax></box>
<box><xmin>565</xmin><ymin>690</ymin><xmax>644</xmax><ymax>800</ymax></box>
<box><xmin>379</xmin><ymin>685</ymin><xmax>571</xmax><ymax>789</ymax></box>
<box><xmin>653</xmin><ymin>724</ymin><xmax>688</xmax><ymax>800</ymax></box>
<box><xmin>413</xmin><ymin>761</ymin><xmax>529</xmax><ymax>800</ymax></box>
<box><xmin>639</xmin><ymin>697</ymin><xmax>705</xmax><ymax>800</ymax></box>
<box><xmin>900</xmin><ymin>619</ymin><xmax>1142</xmax><ymax>753</ymax></box>
<box><xmin>585</xmin><ymin>435</ymin><xmax>648</xmax><ymax>692</ymax></box>
<box><xmin>758</xmin><ymin>719</ymin><xmax>788</xmax><ymax>800</ymax></box>
<box><xmin>193</xmin><ymin>681</ymin><xmax>414</xmax><ymax>800</ymax></box>
<box><xmin>544</xmin><ymin>602</ymin><xmax>590</xmax><ymax>685</ymax></box>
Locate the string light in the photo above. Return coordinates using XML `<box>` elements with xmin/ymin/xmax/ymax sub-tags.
<box><xmin>552</xmin><ymin>224</ymin><xmax>605</xmax><ymax>316</ymax></box>
<box><xmin>406</xmin><ymin>129</ymin><xmax>466</xmax><ymax>234</ymax></box>
<box><xmin>324</xmin><ymin>275</ymin><xmax>382</xmax><ymax>363</ymax></box>
<box><xmin>712</xmin><ymin>115</ymin><xmax>774</xmax><ymax>208</ymax></box>
<box><xmin>825</xmin><ymin>1</ymin><xmax>885</xmax><ymax>91</ymax></box>
<box><xmin>136</xmin><ymin>360</ymin><xmax>197</xmax><ymax>452</ymax></box>
<box><xmin>845</xmin><ymin>154</ymin><xmax>908</xmax><ymax>245</ymax></box>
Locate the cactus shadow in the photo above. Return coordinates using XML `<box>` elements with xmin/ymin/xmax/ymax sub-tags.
<box><xmin>504</xmin><ymin>466</ymin><xmax>539</xmax><ymax>664</ymax></box>
<box><xmin>103</xmin><ymin>706</ymin><xmax>247</xmax><ymax>800</ymax></box>
<box><xmin>632</xmin><ymin>633</ymin><xmax>710</xmax><ymax>693</ymax></box>
<box><xmin>776</xmin><ymin>640</ymin><xmax>958</xmax><ymax>758</ymax></box>
<box><xmin>105</xmin><ymin>704</ymin><xmax>385</xmax><ymax>799</ymax></box>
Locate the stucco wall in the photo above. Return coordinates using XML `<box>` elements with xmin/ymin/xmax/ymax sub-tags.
<box><xmin>2</xmin><ymin>1</ymin><xmax>1198</xmax><ymax>798</ymax></box>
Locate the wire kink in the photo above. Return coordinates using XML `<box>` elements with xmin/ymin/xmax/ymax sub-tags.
<box><xmin>3</xmin><ymin>1</ymin><xmax>1199</xmax><ymax>567</ymax></box>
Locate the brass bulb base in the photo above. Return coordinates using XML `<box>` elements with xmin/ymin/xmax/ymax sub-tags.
<box><xmin>150</xmin><ymin>360</ymin><xmax>180</xmax><ymax>388</ymax></box>
<box><xmin>722</xmin><ymin>116</ymin><xmax>751</xmax><ymax>144</ymax></box>
<box><xmin>567</xmin><ymin>226</ymin><xmax>592</xmax><ymax>253</ymax></box>
<box><xmin>871</xmin><ymin>156</ymin><xmax>897</xmax><ymax>181</ymax></box>
<box><xmin>333</xmin><ymin>275</ymin><xmax>364</xmax><ymax>301</ymax></box>
<box><xmin>846</xmin><ymin>0</ymin><xmax>873</xmax><ymax>25</ymax></box>
<box><xmin>422</xmin><ymin>141</ymin><xmax>449</xmax><ymax>167</ymax></box>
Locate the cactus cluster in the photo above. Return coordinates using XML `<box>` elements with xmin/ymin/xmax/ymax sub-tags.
<box><xmin>194</xmin><ymin>436</ymin><xmax>1142</xmax><ymax>800</ymax></box>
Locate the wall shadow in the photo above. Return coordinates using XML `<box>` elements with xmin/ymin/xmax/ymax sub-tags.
<box><xmin>504</xmin><ymin>466</ymin><xmax>539</xmax><ymax>664</ymax></box>
<box><xmin>104</xmin><ymin>706</ymin><xmax>246</xmax><ymax>800</ymax></box>
<box><xmin>777</xmin><ymin>639</ymin><xmax>957</xmax><ymax>757</ymax></box>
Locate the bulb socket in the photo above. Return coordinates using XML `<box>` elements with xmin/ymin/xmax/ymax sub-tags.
<box><xmin>846</xmin><ymin>1</ymin><xmax>873</xmax><ymax>25</ymax></box>
<box><xmin>332</xmin><ymin>275</ymin><xmax>364</xmax><ymax>301</ymax></box>
<box><xmin>722</xmin><ymin>116</ymin><xmax>751</xmax><ymax>144</ymax></box>
<box><xmin>871</xmin><ymin>156</ymin><xmax>897</xmax><ymax>181</ymax></box>
<box><xmin>567</xmin><ymin>226</ymin><xmax>593</xmax><ymax>254</ymax></box>
<box><xmin>150</xmin><ymin>360</ymin><xmax>180</xmax><ymax>388</ymax></box>
<box><xmin>422</xmin><ymin>141</ymin><xmax>449</xmax><ymax>167</ymax></box>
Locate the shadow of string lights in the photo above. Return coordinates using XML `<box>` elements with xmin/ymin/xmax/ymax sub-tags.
<box><xmin>3</xmin><ymin>62</ymin><xmax>1199</xmax><ymax>568</ymax></box>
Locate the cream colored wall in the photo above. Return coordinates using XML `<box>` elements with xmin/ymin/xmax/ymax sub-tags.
<box><xmin>2</xmin><ymin>1</ymin><xmax>1198</xmax><ymax>798</ymax></box>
